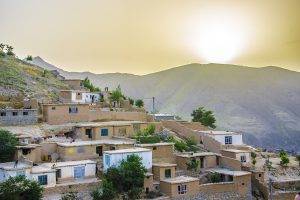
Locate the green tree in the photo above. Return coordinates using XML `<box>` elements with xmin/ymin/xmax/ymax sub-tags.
<box><xmin>100</xmin><ymin>154</ymin><xmax>147</xmax><ymax>200</ymax></box>
<box><xmin>82</xmin><ymin>77</ymin><xmax>100</xmax><ymax>92</ymax></box>
<box><xmin>110</xmin><ymin>85</ymin><xmax>123</xmax><ymax>103</ymax></box>
<box><xmin>251</xmin><ymin>152</ymin><xmax>257</xmax><ymax>167</ymax></box>
<box><xmin>174</xmin><ymin>140</ymin><xmax>188</xmax><ymax>152</ymax></box>
<box><xmin>209</xmin><ymin>172</ymin><xmax>221</xmax><ymax>183</ymax></box>
<box><xmin>186</xmin><ymin>159</ymin><xmax>200</xmax><ymax>172</ymax></box>
<box><xmin>92</xmin><ymin>179</ymin><xmax>117</xmax><ymax>200</ymax></box>
<box><xmin>26</xmin><ymin>55</ymin><xmax>33</xmax><ymax>61</ymax></box>
<box><xmin>279</xmin><ymin>150</ymin><xmax>287</xmax><ymax>157</ymax></box>
<box><xmin>135</xmin><ymin>99</ymin><xmax>144</xmax><ymax>108</ymax></box>
<box><xmin>6</xmin><ymin>45</ymin><xmax>14</xmax><ymax>56</ymax></box>
<box><xmin>280</xmin><ymin>155</ymin><xmax>289</xmax><ymax>167</ymax></box>
<box><xmin>191</xmin><ymin>107</ymin><xmax>216</xmax><ymax>129</ymax></box>
<box><xmin>128</xmin><ymin>98</ymin><xmax>134</xmax><ymax>105</ymax></box>
<box><xmin>0</xmin><ymin>176</ymin><xmax>43</xmax><ymax>200</ymax></box>
<box><xmin>0</xmin><ymin>129</ymin><xmax>19</xmax><ymax>162</ymax></box>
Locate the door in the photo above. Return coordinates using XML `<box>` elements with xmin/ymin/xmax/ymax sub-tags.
<box><xmin>96</xmin><ymin>146</ymin><xmax>103</xmax><ymax>156</ymax></box>
<box><xmin>74</xmin><ymin>166</ymin><xmax>85</xmax><ymax>179</ymax></box>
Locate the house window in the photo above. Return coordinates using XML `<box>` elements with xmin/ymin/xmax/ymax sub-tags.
<box><xmin>38</xmin><ymin>175</ymin><xmax>48</xmax><ymax>185</ymax></box>
<box><xmin>225</xmin><ymin>136</ymin><xmax>232</xmax><ymax>144</ymax></box>
<box><xmin>258</xmin><ymin>174</ymin><xmax>261</xmax><ymax>177</ymax></box>
<box><xmin>0</xmin><ymin>112</ymin><xmax>6</xmax><ymax>116</ymax></box>
<box><xmin>85</xmin><ymin>129</ymin><xmax>92</xmax><ymax>139</ymax></box>
<box><xmin>110</xmin><ymin>146</ymin><xmax>116</xmax><ymax>150</ymax></box>
<box><xmin>165</xmin><ymin>169</ymin><xmax>171</xmax><ymax>178</ymax></box>
<box><xmin>69</xmin><ymin>106</ymin><xmax>78</xmax><ymax>114</ymax></box>
<box><xmin>74</xmin><ymin>166</ymin><xmax>85</xmax><ymax>179</ymax></box>
<box><xmin>153</xmin><ymin>147</ymin><xmax>157</xmax><ymax>150</ymax></box>
<box><xmin>105</xmin><ymin>155</ymin><xmax>111</xmax><ymax>167</ymax></box>
<box><xmin>12</xmin><ymin>112</ymin><xmax>18</xmax><ymax>116</ymax></box>
<box><xmin>177</xmin><ymin>185</ymin><xmax>187</xmax><ymax>194</ymax></box>
<box><xmin>240</xmin><ymin>155</ymin><xmax>246</xmax><ymax>163</ymax></box>
<box><xmin>101</xmin><ymin>128</ymin><xmax>109</xmax><ymax>136</ymax></box>
<box><xmin>23</xmin><ymin>111</ymin><xmax>28</xmax><ymax>116</ymax></box>
<box><xmin>51</xmin><ymin>106</ymin><xmax>56</xmax><ymax>110</ymax></box>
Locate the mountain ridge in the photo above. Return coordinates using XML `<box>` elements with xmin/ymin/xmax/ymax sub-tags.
<box><xmin>31</xmin><ymin>57</ymin><xmax>300</xmax><ymax>153</ymax></box>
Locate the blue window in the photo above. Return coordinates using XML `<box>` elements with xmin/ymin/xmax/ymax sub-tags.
<box><xmin>105</xmin><ymin>155</ymin><xmax>111</xmax><ymax>167</ymax></box>
<box><xmin>101</xmin><ymin>128</ymin><xmax>109</xmax><ymax>136</ymax></box>
<box><xmin>225</xmin><ymin>136</ymin><xmax>232</xmax><ymax>144</ymax></box>
<box><xmin>38</xmin><ymin>175</ymin><xmax>48</xmax><ymax>185</ymax></box>
<box><xmin>74</xmin><ymin>166</ymin><xmax>85</xmax><ymax>179</ymax></box>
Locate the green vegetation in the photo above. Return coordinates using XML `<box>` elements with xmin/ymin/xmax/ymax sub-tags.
<box><xmin>209</xmin><ymin>172</ymin><xmax>221</xmax><ymax>183</ymax></box>
<box><xmin>169</xmin><ymin>137</ymin><xmax>199</xmax><ymax>153</ymax></box>
<box><xmin>26</xmin><ymin>55</ymin><xmax>33</xmax><ymax>61</ymax></box>
<box><xmin>6</xmin><ymin>45</ymin><xmax>14</xmax><ymax>56</ymax></box>
<box><xmin>128</xmin><ymin>98</ymin><xmax>134</xmax><ymax>105</ymax></box>
<box><xmin>191</xmin><ymin>107</ymin><xmax>216</xmax><ymax>129</ymax></box>
<box><xmin>186</xmin><ymin>159</ymin><xmax>200</xmax><ymax>172</ymax></box>
<box><xmin>279</xmin><ymin>150</ymin><xmax>289</xmax><ymax>167</ymax></box>
<box><xmin>82</xmin><ymin>77</ymin><xmax>100</xmax><ymax>92</ymax></box>
<box><xmin>135</xmin><ymin>99</ymin><xmax>144</xmax><ymax>108</ymax></box>
<box><xmin>135</xmin><ymin>124</ymin><xmax>161</xmax><ymax>144</ymax></box>
<box><xmin>251</xmin><ymin>152</ymin><xmax>257</xmax><ymax>167</ymax></box>
<box><xmin>264</xmin><ymin>155</ymin><xmax>273</xmax><ymax>171</ymax></box>
<box><xmin>0</xmin><ymin>176</ymin><xmax>43</xmax><ymax>200</ymax></box>
<box><xmin>0</xmin><ymin>43</ymin><xmax>5</xmax><ymax>57</ymax></box>
<box><xmin>93</xmin><ymin>154</ymin><xmax>147</xmax><ymax>200</ymax></box>
<box><xmin>61</xmin><ymin>192</ymin><xmax>79</xmax><ymax>200</ymax></box>
<box><xmin>0</xmin><ymin>129</ymin><xmax>19</xmax><ymax>162</ymax></box>
<box><xmin>109</xmin><ymin>85</ymin><xmax>124</xmax><ymax>103</ymax></box>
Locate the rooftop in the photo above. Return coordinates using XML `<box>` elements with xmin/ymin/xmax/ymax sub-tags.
<box><xmin>57</xmin><ymin>139</ymin><xmax>135</xmax><ymax>147</ymax></box>
<box><xmin>221</xmin><ymin>149</ymin><xmax>251</xmax><ymax>153</ymax></box>
<box><xmin>176</xmin><ymin>152</ymin><xmax>218</xmax><ymax>158</ymax></box>
<box><xmin>137</xmin><ymin>142</ymin><xmax>174</xmax><ymax>147</ymax></box>
<box><xmin>104</xmin><ymin>147</ymin><xmax>151</xmax><ymax>154</ymax></box>
<box><xmin>161</xmin><ymin>176</ymin><xmax>199</xmax><ymax>184</ymax></box>
<box><xmin>207</xmin><ymin>168</ymin><xmax>251</xmax><ymax>176</ymax></box>
<box><xmin>153</xmin><ymin>163</ymin><xmax>177</xmax><ymax>167</ymax></box>
<box><xmin>0</xmin><ymin>162</ymin><xmax>32</xmax><ymax>171</ymax></box>
<box><xmin>43</xmin><ymin>103</ymin><xmax>90</xmax><ymax>106</ymax></box>
<box><xmin>31</xmin><ymin>165</ymin><xmax>55</xmax><ymax>174</ymax></box>
<box><xmin>198</xmin><ymin>131</ymin><xmax>241</xmax><ymax>135</ymax></box>
<box><xmin>75</xmin><ymin>121</ymin><xmax>146</xmax><ymax>128</ymax></box>
<box><xmin>41</xmin><ymin>160</ymin><xmax>96</xmax><ymax>168</ymax></box>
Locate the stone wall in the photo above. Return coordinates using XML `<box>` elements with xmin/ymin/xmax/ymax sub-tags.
<box><xmin>219</xmin><ymin>156</ymin><xmax>242</xmax><ymax>171</ymax></box>
<box><xmin>0</xmin><ymin>109</ymin><xmax>38</xmax><ymax>125</ymax></box>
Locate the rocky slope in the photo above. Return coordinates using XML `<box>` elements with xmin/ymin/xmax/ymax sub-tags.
<box><xmin>31</xmin><ymin>57</ymin><xmax>300</xmax><ymax>153</ymax></box>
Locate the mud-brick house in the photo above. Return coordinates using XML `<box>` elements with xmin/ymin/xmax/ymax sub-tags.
<box><xmin>56</xmin><ymin>139</ymin><xmax>135</xmax><ymax>161</ymax></box>
<box><xmin>0</xmin><ymin>109</ymin><xmax>38</xmax><ymax>125</ymax></box>
<box><xmin>42</xmin><ymin>103</ymin><xmax>90</xmax><ymax>124</ymax></box>
<box><xmin>103</xmin><ymin>148</ymin><xmax>152</xmax><ymax>171</ymax></box>
<box><xmin>136</xmin><ymin>143</ymin><xmax>175</xmax><ymax>163</ymax></box>
<box><xmin>62</xmin><ymin>79</ymin><xmax>84</xmax><ymax>90</ymax></box>
<box><xmin>59</xmin><ymin>90</ymin><xmax>101</xmax><ymax>104</ymax></box>
<box><xmin>152</xmin><ymin>163</ymin><xmax>177</xmax><ymax>181</ymax></box>
<box><xmin>16</xmin><ymin>144</ymin><xmax>42</xmax><ymax>163</ymax></box>
<box><xmin>176</xmin><ymin>152</ymin><xmax>219</xmax><ymax>172</ymax></box>
<box><xmin>220</xmin><ymin>149</ymin><xmax>251</xmax><ymax>164</ymax></box>
<box><xmin>160</xmin><ymin>176</ymin><xmax>200</xmax><ymax>198</ymax></box>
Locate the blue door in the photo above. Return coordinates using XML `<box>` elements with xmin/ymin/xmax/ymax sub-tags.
<box><xmin>74</xmin><ymin>166</ymin><xmax>85</xmax><ymax>179</ymax></box>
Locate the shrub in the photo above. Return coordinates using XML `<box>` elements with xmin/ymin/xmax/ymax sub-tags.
<box><xmin>0</xmin><ymin>129</ymin><xmax>19</xmax><ymax>162</ymax></box>
<box><xmin>279</xmin><ymin>150</ymin><xmax>287</xmax><ymax>157</ymax></box>
<box><xmin>280</xmin><ymin>155</ymin><xmax>289</xmax><ymax>166</ymax></box>
<box><xmin>191</xmin><ymin>107</ymin><xmax>216</xmax><ymax>129</ymax></box>
<box><xmin>26</xmin><ymin>55</ymin><xmax>33</xmax><ymax>61</ymax></box>
<box><xmin>135</xmin><ymin>99</ymin><xmax>144</xmax><ymax>108</ymax></box>
<box><xmin>209</xmin><ymin>172</ymin><xmax>221</xmax><ymax>183</ymax></box>
<box><xmin>186</xmin><ymin>159</ymin><xmax>200</xmax><ymax>172</ymax></box>
<box><xmin>128</xmin><ymin>98</ymin><xmax>134</xmax><ymax>105</ymax></box>
<box><xmin>61</xmin><ymin>191</ymin><xmax>80</xmax><ymax>200</ymax></box>
<box><xmin>174</xmin><ymin>140</ymin><xmax>188</xmax><ymax>152</ymax></box>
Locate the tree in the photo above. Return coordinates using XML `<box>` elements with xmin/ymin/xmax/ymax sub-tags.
<box><xmin>0</xmin><ymin>176</ymin><xmax>43</xmax><ymax>200</ymax></box>
<box><xmin>191</xmin><ymin>107</ymin><xmax>216</xmax><ymax>129</ymax></box>
<box><xmin>209</xmin><ymin>172</ymin><xmax>221</xmax><ymax>183</ymax></box>
<box><xmin>135</xmin><ymin>99</ymin><xmax>144</xmax><ymax>108</ymax></box>
<box><xmin>128</xmin><ymin>98</ymin><xmax>134</xmax><ymax>105</ymax></box>
<box><xmin>99</xmin><ymin>154</ymin><xmax>147</xmax><ymax>200</ymax></box>
<box><xmin>6</xmin><ymin>45</ymin><xmax>14</xmax><ymax>56</ymax></box>
<box><xmin>82</xmin><ymin>77</ymin><xmax>100</xmax><ymax>92</ymax></box>
<box><xmin>110</xmin><ymin>85</ymin><xmax>123</xmax><ymax>103</ymax></box>
<box><xmin>92</xmin><ymin>179</ymin><xmax>117</xmax><ymax>200</ymax></box>
<box><xmin>186</xmin><ymin>159</ymin><xmax>200</xmax><ymax>172</ymax></box>
<box><xmin>279</xmin><ymin>150</ymin><xmax>287</xmax><ymax>157</ymax></box>
<box><xmin>251</xmin><ymin>152</ymin><xmax>257</xmax><ymax>167</ymax></box>
<box><xmin>174</xmin><ymin>140</ymin><xmax>188</xmax><ymax>152</ymax></box>
<box><xmin>0</xmin><ymin>129</ymin><xmax>19</xmax><ymax>162</ymax></box>
<box><xmin>26</xmin><ymin>55</ymin><xmax>33</xmax><ymax>61</ymax></box>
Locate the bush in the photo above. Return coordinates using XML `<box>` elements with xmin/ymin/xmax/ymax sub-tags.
<box><xmin>92</xmin><ymin>179</ymin><xmax>117</xmax><ymax>200</ymax></box>
<box><xmin>26</xmin><ymin>55</ymin><xmax>33</xmax><ymax>61</ymax></box>
<box><xmin>0</xmin><ymin>129</ymin><xmax>19</xmax><ymax>162</ymax></box>
<box><xmin>61</xmin><ymin>191</ymin><xmax>79</xmax><ymax>200</ymax></box>
<box><xmin>174</xmin><ymin>140</ymin><xmax>188</xmax><ymax>152</ymax></box>
<box><xmin>135</xmin><ymin>99</ymin><xmax>144</xmax><ymax>108</ymax></box>
<box><xmin>279</xmin><ymin>150</ymin><xmax>287</xmax><ymax>157</ymax></box>
<box><xmin>280</xmin><ymin>155</ymin><xmax>289</xmax><ymax>166</ymax></box>
<box><xmin>296</xmin><ymin>155</ymin><xmax>300</xmax><ymax>166</ymax></box>
<box><xmin>191</xmin><ymin>107</ymin><xmax>216</xmax><ymax>129</ymax></box>
<box><xmin>138</xmin><ymin>135</ymin><xmax>161</xmax><ymax>144</ymax></box>
<box><xmin>128</xmin><ymin>98</ymin><xmax>134</xmax><ymax>105</ymax></box>
<box><xmin>0</xmin><ymin>176</ymin><xmax>43</xmax><ymax>200</ymax></box>
<box><xmin>209</xmin><ymin>172</ymin><xmax>221</xmax><ymax>183</ymax></box>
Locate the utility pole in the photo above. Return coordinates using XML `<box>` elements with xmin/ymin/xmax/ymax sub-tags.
<box><xmin>152</xmin><ymin>97</ymin><xmax>155</xmax><ymax>114</ymax></box>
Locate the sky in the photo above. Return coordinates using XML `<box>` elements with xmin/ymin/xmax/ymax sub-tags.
<box><xmin>1</xmin><ymin>0</ymin><xmax>300</xmax><ymax>74</ymax></box>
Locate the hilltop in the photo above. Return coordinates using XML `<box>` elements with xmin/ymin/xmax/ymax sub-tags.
<box><xmin>32</xmin><ymin>57</ymin><xmax>300</xmax><ymax>153</ymax></box>
<box><xmin>0</xmin><ymin>56</ymin><xmax>69</xmax><ymax>108</ymax></box>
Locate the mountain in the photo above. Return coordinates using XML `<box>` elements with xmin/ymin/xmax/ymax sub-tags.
<box><xmin>0</xmin><ymin>56</ymin><xmax>69</xmax><ymax>105</ymax></box>
<box><xmin>31</xmin><ymin>57</ymin><xmax>300</xmax><ymax>153</ymax></box>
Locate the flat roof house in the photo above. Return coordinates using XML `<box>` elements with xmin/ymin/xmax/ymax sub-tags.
<box><xmin>200</xmin><ymin>131</ymin><xmax>243</xmax><ymax>145</ymax></box>
<box><xmin>221</xmin><ymin>149</ymin><xmax>251</xmax><ymax>164</ymax></box>
<box><xmin>152</xmin><ymin>163</ymin><xmax>177</xmax><ymax>181</ymax></box>
<box><xmin>59</xmin><ymin>90</ymin><xmax>101</xmax><ymax>104</ymax></box>
<box><xmin>0</xmin><ymin>109</ymin><xmax>38</xmax><ymax>125</ymax></box>
<box><xmin>136</xmin><ymin>143</ymin><xmax>175</xmax><ymax>163</ymax></box>
<box><xmin>103</xmin><ymin>148</ymin><xmax>152</xmax><ymax>171</ymax></box>
<box><xmin>62</xmin><ymin>79</ymin><xmax>84</xmax><ymax>90</ymax></box>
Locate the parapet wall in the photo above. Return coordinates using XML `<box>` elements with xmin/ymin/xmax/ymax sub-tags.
<box><xmin>89</xmin><ymin>110</ymin><xmax>153</xmax><ymax>122</ymax></box>
<box><xmin>219</xmin><ymin>156</ymin><xmax>242</xmax><ymax>171</ymax></box>
<box><xmin>0</xmin><ymin>109</ymin><xmax>38</xmax><ymax>125</ymax></box>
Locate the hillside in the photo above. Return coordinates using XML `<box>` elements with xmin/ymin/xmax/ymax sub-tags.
<box><xmin>0</xmin><ymin>56</ymin><xmax>69</xmax><ymax>108</ymax></box>
<box><xmin>31</xmin><ymin>57</ymin><xmax>300</xmax><ymax>153</ymax></box>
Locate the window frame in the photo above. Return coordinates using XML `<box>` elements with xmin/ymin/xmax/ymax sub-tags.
<box><xmin>38</xmin><ymin>175</ymin><xmax>48</xmax><ymax>185</ymax></box>
<box><xmin>100</xmin><ymin>128</ymin><xmax>109</xmax><ymax>136</ymax></box>
<box><xmin>165</xmin><ymin>168</ymin><xmax>172</xmax><ymax>178</ymax></box>
<box><xmin>225</xmin><ymin>136</ymin><xmax>233</xmax><ymax>144</ymax></box>
<box><xmin>177</xmin><ymin>184</ymin><xmax>187</xmax><ymax>194</ymax></box>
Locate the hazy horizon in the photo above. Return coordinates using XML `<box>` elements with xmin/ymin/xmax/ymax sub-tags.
<box><xmin>1</xmin><ymin>0</ymin><xmax>300</xmax><ymax>74</ymax></box>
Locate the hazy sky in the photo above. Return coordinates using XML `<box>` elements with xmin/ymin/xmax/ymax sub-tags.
<box><xmin>1</xmin><ymin>0</ymin><xmax>300</xmax><ymax>74</ymax></box>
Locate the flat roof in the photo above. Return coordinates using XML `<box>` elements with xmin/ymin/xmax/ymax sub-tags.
<box><xmin>57</xmin><ymin>139</ymin><xmax>135</xmax><ymax>147</ymax></box>
<box><xmin>152</xmin><ymin>163</ymin><xmax>177</xmax><ymax>167</ymax></box>
<box><xmin>75</xmin><ymin>121</ymin><xmax>146</xmax><ymax>128</ymax></box>
<box><xmin>207</xmin><ymin>168</ymin><xmax>251</xmax><ymax>176</ymax></box>
<box><xmin>176</xmin><ymin>152</ymin><xmax>218</xmax><ymax>158</ymax></box>
<box><xmin>42</xmin><ymin>160</ymin><xmax>96</xmax><ymax>168</ymax></box>
<box><xmin>43</xmin><ymin>103</ymin><xmax>90</xmax><ymax>106</ymax></box>
<box><xmin>104</xmin><ymin>147</ymin><xmax>151</xmax><ymax>154</ymax></box>
<box><xmin>137</xmin><ymin>142</ymin><xmax>174</xmax><ymax>147</ymax></box>
<box><xmin>161</xmin><ymin>176</ymin><xmax>199</xmax><ymax>184</ymax></box>
<box><xmin>16</xmin><ymin>144</ymin><xmax>41</xmax><ymax>149</ymax></box>
<box><xmin>62</xmin><ymin>79</ymin><xmax>83</xmax><ymax>81</ymax></box>
<box><xmin>198</xmin><ymin>131</ymin><xmax>241</xmax><ymax>135</ymax></box>
<box><xmin>153</xmin><ymin>114</ymin><xmax>175</xmax><ymax>117</ymax></box>
<box><xmin>0</xmin><ymin>109</ymin><xmax>37</xmax><ymax>111</ymax></box>
<box><xmin>60</xmin><ymin>89</ymin><xmax>91</xmax><ymax>93</ymax></box>
<box><xmin>0</xmin><ymin>162</ymin><xmax>32</xmax><ymax>171</ymax></box>
<box><xmin>31</xmin><ymin>165</ymin><xmax>55</xmax><ymax>174</ymax></box>
<box><xmin>221</xmin><ymin>149</ymin><xmax>251</xmax><ymax>153</ymax></box>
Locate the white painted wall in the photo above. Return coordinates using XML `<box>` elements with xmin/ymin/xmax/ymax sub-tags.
<box><xmin>71</xmin><ymin>92</ymin><xmax>100</xmax><ymax>103</ymax></box>
<box><xmin>103</xmin><ymin>151</ymin><xmax>152</xmax><ymax>171</ymax></box>
<box><xmin>236</xmin><ymin>152</ymin><xmax>251</xmax><ymax>163</ymax></box>
<box><xmin>56</xmin><ymin>163</ymin><xmax>96</xmax><ymax>179</ymax></box>
<box><xmin>0</xmin><ymin>169</ymin><xmax>31</xmax><ymax>182</ymax></box>
<box><xmin>31</xmin><ymin>172</ymin><xmax>56</xmax><ymax>187</ymax></box>
<box><xmin>212</xmin><ymin>134</ymin><xmax>243</xmax><ymax>145</ymax></box>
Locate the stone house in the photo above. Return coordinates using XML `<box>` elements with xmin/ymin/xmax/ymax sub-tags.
<box><xmin>0</xmin><ymin>109</ymin><xmax>38</xmax><ymax>125</ymax></box>
<box><xmin>136</xmin><ymin>143</ymin><xmax>175</xmax><ymax>163</ymax></box>
<box><xmin>152</xmin><ymin>163</ymin><xmax>177</xmax><ymax>181</ymax></box>
<box><xmin>62</xmin><ymin>79</ymin><xmax>84</xmax><ymax>90</ymax></box>
<box><xmin>220</xmin><ymin>149</ymin><xmax>251</xmax><ymax>164</ymax></box>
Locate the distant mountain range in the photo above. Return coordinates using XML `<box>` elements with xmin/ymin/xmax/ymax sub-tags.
<box><xmin>31</xmin><ymin>57</ymin><xmax>300</xmax><ymax>153</ymax></box>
